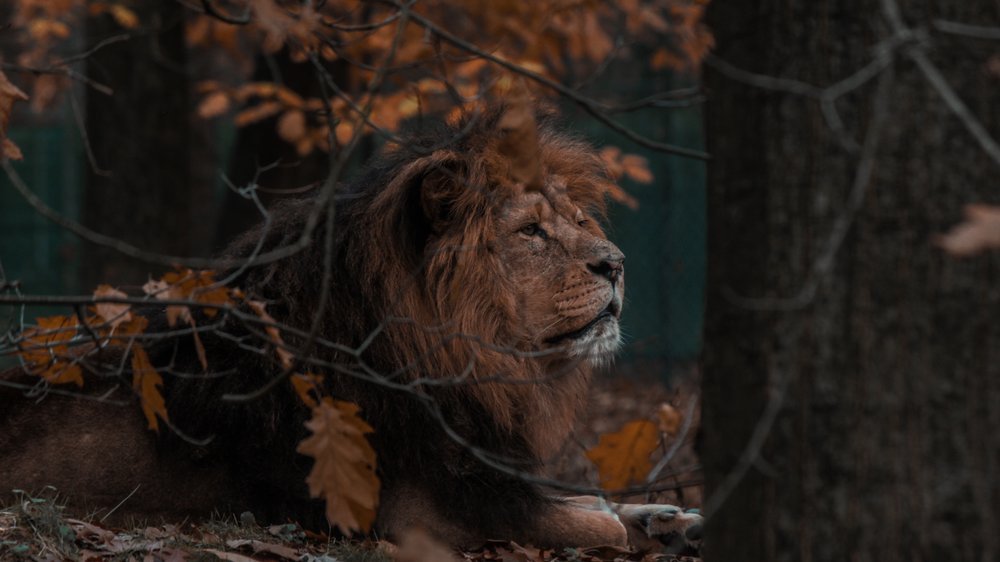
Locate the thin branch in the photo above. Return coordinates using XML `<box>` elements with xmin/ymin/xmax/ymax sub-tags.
<box><xmin>932</xmin><ymin>19</ymin><xmax>1000</xmax><ymax>40</ymax></box>
<box><xmin>398</xmin><ymin>3</ymin><xmax>710</xmax><ymax>160</ymax></box>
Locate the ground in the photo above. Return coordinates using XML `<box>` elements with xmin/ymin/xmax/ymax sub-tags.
<box><xmin>0</xmin><ymin>369</ymin><xmax>702</xmax><ymax>562</ymax></box>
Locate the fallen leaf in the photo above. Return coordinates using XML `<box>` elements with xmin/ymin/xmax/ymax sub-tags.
<box><xmin>936</xmin><ymin>204</ymin><xmax>1000</xmax><ymax>257</ymax></box>
<box><xmin>585</xmin><ymin>419</ymin><xmax>659</xmax><ymax>490</ymax></box>
<box><xmin>225</xmin><ymin>539</ymin><xmax>300</xmax><ymax>560</ymax></box>
<box><xmin>297</xmin><ymin>399</ymin><xmax>380</xmax><ymax>534</ymax></box>
<box><xmin>203</xmin><ymin>550</ymin><xmax>258</xmax><ymax>562</ymax></box>
<box><xmin>131</xmin><ymin>345</ymin><xmax>168</xmax><ymax>432</ymax></box>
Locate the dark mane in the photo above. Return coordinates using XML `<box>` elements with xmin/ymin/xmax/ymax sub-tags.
<box><xmin>156</xmin><ymin>108</ymin><xmax>615</xmax><ymax>535</ymax></box>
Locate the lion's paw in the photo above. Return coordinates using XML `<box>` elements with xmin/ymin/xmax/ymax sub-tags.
<box><xmin>617</xmin><ymin>504</ymin><xmax>702</xmax><ymax>555</ymax></box>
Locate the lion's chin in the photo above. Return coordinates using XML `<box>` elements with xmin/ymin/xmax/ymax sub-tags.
<box><xmin>565</xmin><ymin>315</ymin><xmax>622</xmax><ymax>368</ymax></box>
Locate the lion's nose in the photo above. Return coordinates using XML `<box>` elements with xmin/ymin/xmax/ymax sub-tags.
<box><xmin>587</xmin><ymin>250</ymin><xmax>625</xmax><ymax>283</ymax></box>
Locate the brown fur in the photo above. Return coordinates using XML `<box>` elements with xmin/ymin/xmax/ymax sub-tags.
<box><xmin>0</xmin><ymin>108</ymin><xmax>700</xmax><ymax>551</ymax></box>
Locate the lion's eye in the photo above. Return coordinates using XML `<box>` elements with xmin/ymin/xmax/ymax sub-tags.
<box><xmin>519</xmin><ymin>223</ymin><xmax>546</xmax><ymax>238</ymax></box>
<box><xmin>578</xmin><ymin>218</ymin><xmax>590</xmax><ymax>227</ymax></box>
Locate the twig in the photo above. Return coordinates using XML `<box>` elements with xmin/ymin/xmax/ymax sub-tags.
<box><xmin>932</xmin><ymin>19</ymin><xmax>1000</xmax><ymax>40</ymax></box>
<box><xmin>397</xmin><ymin>3</ymin><xmax>710</xmax><ymax>160</ymax></box>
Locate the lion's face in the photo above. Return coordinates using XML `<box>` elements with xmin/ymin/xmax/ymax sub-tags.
<box><xmin>492</xmin><ymin>179</ymin><xmax>625</xmax><ymax>364</ymax></box>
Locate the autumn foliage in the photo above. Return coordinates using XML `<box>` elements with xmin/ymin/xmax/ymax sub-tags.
<box><xmin>0</xmin><ymin>0</ymin><xmax>711</xmax><ymax>539</ymax></box>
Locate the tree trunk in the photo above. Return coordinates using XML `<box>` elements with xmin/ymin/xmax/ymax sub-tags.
<box><xmin>81</xmin><ymin>2</ymin><xmax>210</xmax><ymax>287</ymax></box>
<box><xmin>702</xmin><ymin>2</ymin><xmax>1000</xmax><ymax>561</ymax></box>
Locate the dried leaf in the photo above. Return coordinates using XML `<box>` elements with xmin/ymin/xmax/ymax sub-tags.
<box><xmin>621</xmin><ymin>154</ymin><xmax>653</xmax><ymax>184</ymax></box>
<box><xmin>277</xmin><ymin>109</ymin><xmax>307</xmax><ymax>142</ymax></box>
<box><xmin>0</xmin><ymin>70</ymin><xmax>28</xmax><ymax>161</ymax></box>
<box><xmin>291</xmin><ymin>372</ymin><xmax>324</xmax><ymax>407</ymax></box>
<box><xmin>93</xmin><ymin>285</ymin><xmax>132</xmax><ymax>329</ymax></box>
<box><xmin>108</xmin><ymin>5</ymin><xmax>140</xmax><ymax>29</ymax></box>
<box><xmin>248</xmin><ymin>300</ymin><xmax>294</xmax><ymax>370</ymax></box>
<box><xmin>203</xmin><ymin>550</ymin><xmax>258</xmax><ymax>562</ymax></box>
<box><xmin>224</xmin><ymin>539</ymin><xmax>300</xmax><ymax>560</ymax></box>
<box><xmin>585</xmin><ymin>419</ymin><xmax>659</xmax><ymax>490</ymax></box>
<box><xmin>297</xmin><ymin>399</ymin><xmax>380</xmax><ymax>534</ymax></box>
<box><xmin>132</xmin><ymin>345</ymin><xmax>168</xmax><ymax>432</ymax></box>
<box><xmin>657</xmin><ymin>403</ymin><xmax>682</xmax><ymax>435</ymax></box>
<box><xmin>496</xmin><ymin>78</ymin><xmax>542</xmax><ymax>190</ymax></box>
<box><xmin>235</xmin><ymin>100</ymin><xmax>283</xmax><ymax>126</ymax></box>
<box><xmin>17</xmin><ymin>315</ymin><xmax>84</xmax><ymax>387</ymax></box>
<box><xmin>198</xmin><ymin>91</ymin><xmax>231</xmax><ymax>118</ymax></box>
<box><xmin>2</xmin><ymin>138</ymin><xmax>23</xmax><ymax>161</ymax></box>
<box><xmin>936</xmin><ymin>204</ymin><xmax>1000</xmax><ymax>257</ymax></box>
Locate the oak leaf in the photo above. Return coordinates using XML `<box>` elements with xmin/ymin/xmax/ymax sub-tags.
<box><xmin>18</xmin><ymin>315</ymin><xmax>84</xmax><ymax>387</ymax></box>
<box><xmin>297</xmin><ymin>399</ymin><xmax>380</xmax><ymax>534</ymax></box>
<box><xmin>936</xmin><ymin>204</ymin><xmax>1000</xmax><ymax>257</ymax></box>
<box><xmin>248</xmin><ymin>300</ymin><xmax>294</xmax><ymax>370</ymax></box>
<box><xmin>585</xmin><ymin>419</ymin><xmax>659</xmax><ymax>490</ymax></box>
<box><xmin>291</xmin><ymin>372</ymin><xmax>324</xmax><ymax>408</ymax></box>
<box><xmin>131</xmin><ymin>345</ymin><xmax>168</xmax><ymax>432</ymax></box>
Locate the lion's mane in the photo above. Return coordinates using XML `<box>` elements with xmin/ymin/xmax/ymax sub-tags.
<box><xmin>159</xmin><ymin>109</ymin><xmax>616</xmax><ymax>537</ymax></box>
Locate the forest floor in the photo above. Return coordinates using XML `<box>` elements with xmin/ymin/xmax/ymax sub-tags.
<box><xmin>0</xmin><ymin>369</ymin><xmax>702</xmax><ymax>562</ymax></box>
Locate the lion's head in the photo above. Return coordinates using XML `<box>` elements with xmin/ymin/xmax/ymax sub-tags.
<box><xmin>223</xmin><ymin>105</ymin><xmax>626</xmax><ymax>458</ymax></box>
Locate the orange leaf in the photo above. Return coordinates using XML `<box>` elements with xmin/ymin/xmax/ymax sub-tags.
<box><xmin>297</xmin><ymin>399</ymin><xmax>380</xmax><ymax>534</ymax></box>
<box><xmin>277</xmin><ymin>109</ymin><xmax>307</xmax><ymax>142</ymax></box>
<box><xmin>17</xmin><ymin>315</ymin><xmax>85</xmax><ymax>387</ymax></box>
<box><xmin>235</xmin><ymin>101</ymin><xmax>283</xmax><ymax>127</ymax></box>
<box><xmin>248</xmin><ymin>300</ymin><xmax>294</xmax><ymax>370</ymax></box>
<box><xmin>621</xmin><ymin>154</ymin><xmax>653</xmax><ymax>184</ymax></box>
<box><xmin>108</xmin><ymin>5</ymin><xmax>140</xmax><ymax>29</ymax></box>
<box><xmin>0</xmin><ymin>70</ymin><xmax>28</xmax><ymax>161</ymax></box>
<box><xmin>131</xmin><ymin>345</ymin><xmax>168</xmax><ymax>432</ymax></box>
<box><xmin>585</xmin><ymin>419</ymin><xmax>659</xmax><ymax>490</ymax></box>
<box><xmin>2</xmin><ymin>138</ymin><xmax>23</xmax><ymax>161</ymax></box>
<box><xmin>198</xmin><ymin>91</ymin><xmax>231</xmax><ymax>118</ymax></box>
<box><xmin>936</xmin><ymin>204</ymin><xmax>1000</xmax><ymax>257</ymax></box>
<box><xmin>496</xmin><ymin>78</ymin><xmax>541</xmax><ymax>189</ymax></box>
<box><xmin>92</xmin><ymin>285</ymin><xmax>132</xmax><ymax>329</ymax></box>
<box><xmin>291</xmin><ymin>372</ymin><xmax>324</xmax><ymax>408</ymax></box>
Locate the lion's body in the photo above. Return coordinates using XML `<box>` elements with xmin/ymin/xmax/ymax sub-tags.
<box><xmin>0</xmin><ymin>109</ymin><xmax>701</xmax><ymax>551</ymax></box>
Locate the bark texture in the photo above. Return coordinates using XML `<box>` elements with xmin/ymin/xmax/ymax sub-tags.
<box><xmin>703</xmin><ymin>2</ymin><xmax>1000</xmax><ymax>561</ymax></box>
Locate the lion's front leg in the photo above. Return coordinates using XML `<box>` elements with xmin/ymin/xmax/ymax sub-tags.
<box><xmin>559</xmin><ymin>496</ymin><xmax>703</xmax><ymax>554</ymax></box>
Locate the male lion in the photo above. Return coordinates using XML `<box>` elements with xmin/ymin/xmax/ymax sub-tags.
<box><xmin>0</xmin><ymin>107</ymin><xmax>702</xmax><ymax>553</ymax></box>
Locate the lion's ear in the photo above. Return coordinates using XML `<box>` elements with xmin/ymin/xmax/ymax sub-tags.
<box><xmin>415</xmin><ymin>154</ymin><xmax>466</xmax><ymax>235</ymax></box>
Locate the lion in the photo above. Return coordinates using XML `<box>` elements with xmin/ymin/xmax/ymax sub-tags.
<box><xmin>0</xmin><ymin>106</ymin><xmax>702</xmax><ymax>554</ymax></box>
